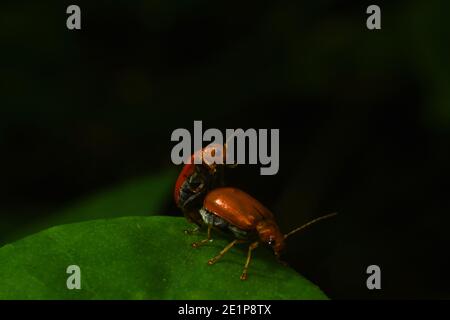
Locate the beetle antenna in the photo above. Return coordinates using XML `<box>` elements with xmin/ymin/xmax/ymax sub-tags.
<box><xmin>284</xmin><ymin>212</ymin><xmax>338</xmax><ymax>239</ymax></box>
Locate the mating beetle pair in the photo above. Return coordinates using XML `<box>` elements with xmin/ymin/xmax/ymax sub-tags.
<box><xmin>174</xmin><ymin>144</ymin><xmax>336</xmax><ymax>280</ymax></box>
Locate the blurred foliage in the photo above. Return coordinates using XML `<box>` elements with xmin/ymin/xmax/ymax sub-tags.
<box><xmin>0</xmin><ymin>216</ymin><xmax>326</xmax><ymax>299</ymax></box>
<box><xmin>0</xmin><ymin>170</ymin><xmax>176</xmax><ymax>245</ymax></box>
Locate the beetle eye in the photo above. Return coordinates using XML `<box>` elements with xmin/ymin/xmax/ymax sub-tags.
<box><xmin>268</xmin><ymin>238</ymin><xmax>276</xmax><ymax>246</ymax></box>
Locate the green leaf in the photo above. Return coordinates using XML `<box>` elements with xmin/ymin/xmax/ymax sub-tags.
<box><xmin>0</xmin><ymin>216</ymin><xmax>327</xmax><ymax>299</ymax></box>
<box><xmin>2</xmin><ymin>170</ymin><xmax>177</xmax><ymax>244</ymax></box>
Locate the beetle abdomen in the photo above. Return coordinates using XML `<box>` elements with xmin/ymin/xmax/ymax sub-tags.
<box><xmin>199</xmin><ymin>207</ymin><xmax>249</xmax><ymax>239</ymax></box>
<box><xmin>203</xmin><ymin>187</ymin><xmax>274</xmax><ymax>230</ymax></box>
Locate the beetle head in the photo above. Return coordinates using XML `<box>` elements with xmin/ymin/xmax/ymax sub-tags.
<box><xmin>193</xmin><ymin>143</ymin><xmax>227</xmax><ymax>173</ymax></box>
<box><xmin>256</xmin><ymin>221</ymin><xmax>285</xmax><ymax>257</ymax></box>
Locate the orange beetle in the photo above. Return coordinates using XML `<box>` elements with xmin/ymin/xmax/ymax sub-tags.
<box><xmin>174</xmin><ymin>144</ymin><xmax>229</xmax><ymax>227</ymax></box>
<box><xmin>191</xmin><ymin>187</ymin><xmax>337</xmax><ymax>280</ymax></box>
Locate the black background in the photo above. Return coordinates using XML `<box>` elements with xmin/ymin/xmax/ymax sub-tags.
<box><xmin>1</xmin><ymin>0</ymin><xmax>449</xmax><ymax>299</ymax></box>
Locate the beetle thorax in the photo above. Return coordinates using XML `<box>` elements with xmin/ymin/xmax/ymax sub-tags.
<box><xmin>256</xmin><ymin>220</ymin><xmax>285</xmax><ymax>256</ymax></box>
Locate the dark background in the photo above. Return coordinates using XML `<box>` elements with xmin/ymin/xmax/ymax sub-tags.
<box><xmin>1</xmin><ymin>0</ymin><xmax>449</xmax><ymax>299</ymax></box>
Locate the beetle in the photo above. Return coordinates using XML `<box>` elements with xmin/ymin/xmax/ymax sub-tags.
<box><xmin>190</xmin><ymin>187</ymin><xmax>337</xmax><ymax>280</ymax></box>
<box><xmin>174</xmin><ymin>143</ymin><xmax>229</xmax><ymax>228</ymax></box>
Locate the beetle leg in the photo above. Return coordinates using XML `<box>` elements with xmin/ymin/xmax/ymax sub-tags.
<box><xmin>207</xmin><ymin>239</ymin><xmax>246</xmax><ymax>265</ymax></box>
<box><xmin>191</xmin><ymin>224</ymin><xmax>212</xmax><ymax>248</ymax></box>
<box><xmin>240</xmin><ymin>241</ymin><xmax>259</xmax><ymax>280</ymax></box>
<box><xmin>188</xmin><ymin>183</ymin><xmax>205</xmax><ymax>193</ymax></box>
